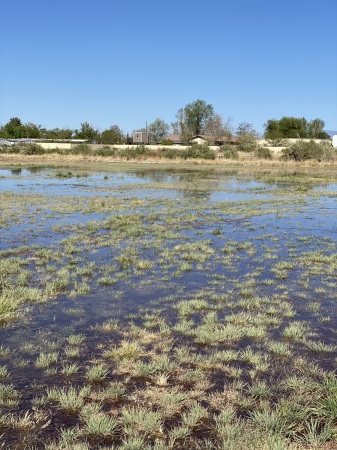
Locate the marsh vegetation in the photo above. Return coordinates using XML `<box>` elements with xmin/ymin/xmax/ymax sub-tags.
<box><xmin>1</xmin><ymin>164</ymin><xmax>337</xmax><ymax>449</ymax></box>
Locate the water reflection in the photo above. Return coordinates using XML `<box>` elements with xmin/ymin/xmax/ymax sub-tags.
<box><xmin>1</xmin><ymin>165</ymin><xmax>337</xmax><ymax>402</ymax></box>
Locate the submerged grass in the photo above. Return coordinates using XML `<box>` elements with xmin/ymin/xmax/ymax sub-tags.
<box><xmin>1</xmin><ymin>163</ymin><xmax>337</xmax><ymax>448</ymax></box>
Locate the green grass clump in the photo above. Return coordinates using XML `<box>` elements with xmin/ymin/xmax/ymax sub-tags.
<box><xmin>121</xmin><ymin>406</ymin><xmax>163</xmax><ymax>437</ymax></box>
<box><xmin>67</xmin><ymin>334</ymin><xmax>85</xmax><ymax>346</ymax></box>
<box><xmin>0</xmin><ymin>383</ymin><xmax>21</xmax><ymax>408</ymax></box>
<box><xmin>80</xmin><ymin>403</ymin><xmax>117</xmax><ymax>437</ymax></box>
<box><xmin>35</xmin><ymin>351</ymin><xmax>59</xmax><ymax>369</ymax></box>
<box><xmin>46</xmin><ymin>385</ymin><xmax>91</xmax><ymax>412</ymax></box>
<box><xmin>86</xmin><ymin>363</ymin><xmax>109</xmax><ymax>383</ymax></box>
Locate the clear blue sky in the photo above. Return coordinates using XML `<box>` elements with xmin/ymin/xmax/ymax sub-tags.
<box><xmin>1</xmin><ymin>0</ymin><xmax>336</xmax><ymax>134</ymax></box>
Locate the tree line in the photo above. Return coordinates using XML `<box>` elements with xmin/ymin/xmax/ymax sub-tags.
<box><xmin>0</xmin><ymin>101</ymin><xmax>330</xmax><ymax>145</ymax></box>
<box><xmin>264</xmin><ymin>117</ymin><xmax>330</xmax><ymax>140</ymax></box>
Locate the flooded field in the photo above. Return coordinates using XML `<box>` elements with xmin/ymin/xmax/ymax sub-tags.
<box><xmin>1</xmin><ymin>164</ymin><xmax>337</xmax><ymax>449</ymax></box>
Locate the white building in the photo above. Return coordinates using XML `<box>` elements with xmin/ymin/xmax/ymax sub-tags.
<box><xmin>332</xmin><ymin>135</ymin><xmax>337</xmax><ymax>148</ymax></box>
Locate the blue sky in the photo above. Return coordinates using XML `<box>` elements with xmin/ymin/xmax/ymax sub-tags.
<box><xmin>1</xmin><ymin>0</ymin><xmax>336</xmax><ymax>134</ymax></box>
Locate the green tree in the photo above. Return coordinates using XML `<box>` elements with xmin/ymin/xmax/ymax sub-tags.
<box><xmin>264</xmin><ymin>116</ymin><xmax>307</xmax><ymax>138</ymax></box>
<box><xmin>148</xmin><ymin>118</ymin><xmax>169</xmax><ymax>144</ymax></box>
<box><xmin>24</xmin><ymin>122</ymin><xmax>41</xmax><ymax>138</ymax></box>
<box><xmin>264</xmin><ymin>119</ymin><xmax>283</xmax><ymax>139</ymax></box>
<box><xmin>57</xmin><ymin>128</ymin><xmax>73</xmax><ymax>140</ymax></box>
<box><xmin>264</xmin><ymin>116</ymin><xmax>330</xmax><ymax>140</ymax></box>
<box><xmin>279</xmin><ymin>117</ymin><xmax>307</xmax><ymax>138</ymax></box>
<box><xmin>74</xmin><ymin>122</ymin><xmax>99</xmax><ymax>142</ymax></box>
<box><xmin>307</xmin><ymin>118</ymin><xmax>330</xmax><ymax>139</ymax></box>
<box><xmin>42</xmin><ymin>128</ymin><xmax>73</xmax><ymax>140</ymax></box>
<box><xmin>101</xmin><ymin>125</ymin><xmax>124</xmax><ymax>144</ymax></box>
<box><xmin>184</xmin><ymin>99</ymin><xmax>214</xmax><ymax>136</ymax></box>
<box><xmin>0</xmin><ymin>118</ymin><xmax>44</xmax><ymax>139</ymax></box>
<box><xmin>0</xmin><ymin>117</ymin><xmax>25</xmax><ymax>138</ymax></box>
<box><xmin>172</xmin><ymin>100</ymin><xmax>215</xmax><ymax>143</ymax></box>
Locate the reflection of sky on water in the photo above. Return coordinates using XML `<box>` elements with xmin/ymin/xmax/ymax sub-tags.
<box><xmin>1</xmin><ymin>166</ymin><xmax>337</xmax><ymax>251</ymax></box>
<box><xmin>1</xmin><ymin>165</ymin><xmax>337</xmax><ymax>384</ymax></box>
<box><xmin>0</xmin><ymin>168</ymin><xmax>272</xmax><ymax>202</ymax></box>
<box><xmin>0</xmin><ymin>169</ymin><xmax>152</xmax><ymax>196</ymax></box>
<box><xmin>2</xmin><ymin>167</ymin><xmax>337</xmax><ymax>204</ymax></box>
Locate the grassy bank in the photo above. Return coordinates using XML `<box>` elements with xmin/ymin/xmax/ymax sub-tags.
<box><xmin>1</xmin><ymin>139</ymin><xmax>336</xmax><ymax>169</ymax></box>
<box><xmin>2</xmin><ymin>150</ymin><xmax>337</xmax><ymax>173</ymax></box>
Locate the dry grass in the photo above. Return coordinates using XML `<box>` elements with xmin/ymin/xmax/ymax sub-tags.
<box><xmin>2</xmin><ymin>151</ymin><xmax>337</xmax><ymax>171</ymax></box>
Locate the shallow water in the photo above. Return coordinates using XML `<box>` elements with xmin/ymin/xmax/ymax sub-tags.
<box><xmin>1</xmin><ymin>165</ymin><xmax>337</xmax><ymax>443</ymax></box>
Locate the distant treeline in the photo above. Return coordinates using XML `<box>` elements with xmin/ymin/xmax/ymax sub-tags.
<box><xmin>0</xmin><ymin>102</ymin><xmax>331</xmax><ymax>146</ymax></box>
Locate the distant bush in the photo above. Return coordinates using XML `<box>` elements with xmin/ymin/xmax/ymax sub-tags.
<box><xmin>118</xmin><ymin>145</ymin><xmax>148</xmax><ymax>160</ymax></box>
<box><xmin>161</xmin><ymin>139</ymin><xmax>174</xmax><ymax>145</ymax></box>
<box><xmin>68</xmin><ymin>144</ymin><xmax>92</xmax><ymax>155</ymax></box>
<box><xmin>236</xmin><ymin>134</ymin><xmax>258</xmax><ymax>152</ymax></box>
<box><xmin>282</xmin><ymin>140</ymin><xmax>335</xmax><ymax>162</ymax></box>
<box><xmin>181</xmin><ymin>144</ymin><xmax>216</xmax><ymax>160</ymax></box>
<box><xmin>266</xmin><ymin>138</ymin><xmax>289</xmax><ymax>147</ymax></box>
<box><xmin>0</xmin><ymin>144</ymin><xmax>20</xmax><ymax>154</ymax></box>
<box><xmin>158</xmin><ymin>148</ymin><xmax>180</xmax><ymax>159</ymax></box>
<box><xmin>254</xmin><ymin>147</ymin><xmax>272</xmax><ymax>159</ymax></box>
<box><xmin>19</xmin><ymin>143</ymin><xmax>45</xmax><ymax>155</ymax></box>
<box><xmin>220</xmin><ymin>145</ymin><xmax>238</xmax><ymax>159</ymax></box>
<box><xmin>94</xmin><ymin>146</ymin><xmax>117</xmax><ymax>157</ymax></box>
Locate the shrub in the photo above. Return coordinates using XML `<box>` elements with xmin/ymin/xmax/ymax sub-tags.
<box><xmin>158</xmin><ymin>148</ymin><xmax>180</xmax><ymax>159</ymax></box>
<box><xmin>236</xmin><ymin>134</ymin><xmax>258</xmax><ymax>152</ymax></box>
<box><xmin>255</xmin><ymin>147</ymin><xmax>272</xmax><ymax>159</ymax></box>
<box><xmin>161</xmin><ymin>139</ymin><xmax>174</xmax><ymax>145</ymax></box>
<box><xmin>118</xmin><ymin>145</ymin><xmax>147</xmax><ymax>160</ymax></box>
<box><xmin>282</xmin><ymin>140</ymin><xmax>335</xmax><ymax>162</ymax></box>
<box><xmin>182</xmin><ymin>144</ymin><xmax>216</xmax><ymax>160</ymax></box>
<box><xmin>0</xmin><ymin>145</ymin><xmax>21</xmax><ymax>154</ymax></box>
<box><xmin>0</xmin><ymin>143</ymin><xmax>40</xmax><ymax>155</ymax></box>
<box><xmin>94</xmin><ymin>146</ymin><xmax>117</xmax><ymax>157</ymax></box>
<box><xmin>68</xmin><ymin>144</ymin><xmax>92</xmax><ymax>155</ymax></box>
<box><xmin>220</xmin><ymin>145</ymin><xmax>239</xmax><ymax>159</ymax></box>
<box><xmin>19</xmin><ymin>143</ymin><xmax>45</xmax><ymax>155</ymax></box>
<box><xmin>267</xmin><ymin>138</ymin><xmax>289</xmax><ymax>147</ymax></box>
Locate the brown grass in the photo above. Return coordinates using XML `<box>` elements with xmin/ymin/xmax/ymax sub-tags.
<box><xmin>2</xmin><ymin>151</ymin><xmax>337</xmax><ymax>172</ymax></box>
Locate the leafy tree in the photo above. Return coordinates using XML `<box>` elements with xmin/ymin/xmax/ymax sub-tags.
<box><xmin>0</xmin><ymin>118</ymin><xmax>44</xmax><ymax>139</ymax></box>
<box><xmin>57</xmin><ymin>128</ymin><xmax>73</xmax><ymax>140</ymax></box>
<box><xmin>172</xmin><ymin>100</ymin><xmax>215</xmax><ymax>143</ymax></box>
<box><xmin>279</xmin><ymin>117</ymin><xmax>307</xmax><ymax>138</ymax></box>
<box><xmin>184</xmin><ymin>99</ymin><xmax>214</xmax><ymax>136</ymax></box>
<box><xmin>100</xmin><ymin>125</ymin><xmax>125</xmax><ymax>144</ymax></box>
<box><xmin>74</xmin><ymin>122</ymin><xmax>99</xmax><ymax>142</ymax></box>
<box><xmin>148</xmin><ymin>118</ymin><xmax>169</xmax><ymax>144</ymax></box>
<box><xmin>264</xmin><ymin>119</ymin><xmax>283</xmax><ymax>140</ymax></box>
<box><xmin>307</xmin><ymin>118</ymin><xmax>330</xmax><ymax>139</ymax></box>
<box><xmin>39</xmin><ymin>127</ymin><xmax>73</xmax><ymax>140</ymax></box>
<box><xmin>24</xmin><ymin>122</ymin><xmax>41</xmax><ymax>138</ymax></box>
<box><xmin>264</xmin><ymin>116</ymin><xmax>329</xmax><ymax>139</ymax></box>
<box><xmin>0</xmin><ymin>117</ymin><xmax>25</xmax><ymax>138</ymax></box>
